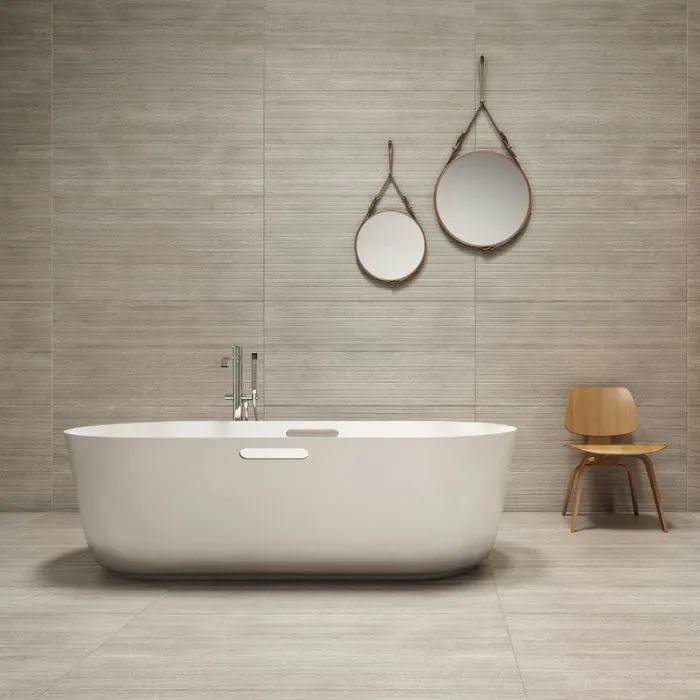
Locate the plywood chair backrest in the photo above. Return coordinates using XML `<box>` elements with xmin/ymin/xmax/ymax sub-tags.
<box><xmin>565</xmin><ymin>387</ymin><xmax>639</xmax><ymax>439</ymax></box>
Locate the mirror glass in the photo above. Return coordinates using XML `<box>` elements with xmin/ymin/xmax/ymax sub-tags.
<box><xmin>355</xmin><ymin>210</ymin><xmax>426</xmax><ymax>283</ymax></box>
<box><xmin>434</xmin><ymin>150</ymin><xmax>531</xmax><ymax>249</ymax></box>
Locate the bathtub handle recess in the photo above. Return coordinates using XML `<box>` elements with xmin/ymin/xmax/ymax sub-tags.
<box><xmin>285</xmin><ymin>429</ymin><xmax>339</xmax><ymax>438</ymax></box>
<box><xmin>239</xmin><ymin>448</ymin><xmax>309</xmax><ymax>460</ymax></box>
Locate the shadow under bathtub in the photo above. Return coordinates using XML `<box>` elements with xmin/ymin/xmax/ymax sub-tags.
<box><xmin>39</xmin><ymin>548</ymin><xmax>514</xmax><ymax>593</ymax></box>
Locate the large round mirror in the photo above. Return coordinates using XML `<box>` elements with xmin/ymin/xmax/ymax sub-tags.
<box><xmin>434</xmin><ymin>150</ymin><xmax>531</xmax><ymax>250</ymax></box>
<box><xmin>355</xmin><ymin>210</ymin><xmax>426</xmax><ymax>283</ymax></box>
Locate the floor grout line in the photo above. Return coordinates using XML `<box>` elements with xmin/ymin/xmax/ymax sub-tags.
<box><xmin>37</xmin><ymin>590</ymin><xmax>167</xmax><ymax>698</ymax></box>
<box><xmin>489</xmin><ymin>564</ymin><xmax>530</xmax><ymax>700</ymax></box>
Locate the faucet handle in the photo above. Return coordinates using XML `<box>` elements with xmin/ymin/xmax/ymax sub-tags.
<box><xmin>220</xmin><ymin>357</ymin><xmax>231</xmax><ymax>368</ymax></box>
<box><xmin>251</xmin><ymin>352</ymin><xmax>258</xmax><ymax>396</ymax></box>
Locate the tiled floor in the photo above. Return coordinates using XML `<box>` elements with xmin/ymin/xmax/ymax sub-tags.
<box><xmin>1</xmin><ymin>512</ymin><xmax>699</xmax><ymax>699</ymax></box>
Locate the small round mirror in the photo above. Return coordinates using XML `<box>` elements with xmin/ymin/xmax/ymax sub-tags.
<box><xmin>355</xmin><ymin>210</ymin><xmax>426</xmax><ymax>283</ymax></box>
<box><xmin>434</xmin><ymin>150</ymin><xmax>531</xmax><ymax>250</ymax></box>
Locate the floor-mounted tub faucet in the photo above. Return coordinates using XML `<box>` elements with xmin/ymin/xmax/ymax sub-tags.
<box><xmin>220</xmin><ymin>346</ymin><xmax>260</xmax><ymax>421</ymax></box>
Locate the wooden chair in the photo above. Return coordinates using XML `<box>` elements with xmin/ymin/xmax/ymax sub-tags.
<box><xmin>561</xmin><ymin>387</ymin><xmax>668</xmax><ymax>533</ymax></box>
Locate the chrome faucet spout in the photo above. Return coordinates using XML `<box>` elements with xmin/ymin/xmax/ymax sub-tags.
<box><xmin>220</xmin><ymin>345</ymin><xmax>261</xmax><ymax>421</ymax></box>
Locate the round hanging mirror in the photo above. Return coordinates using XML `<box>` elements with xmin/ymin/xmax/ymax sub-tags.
<box><xmin>434</xmin><ymin>56</ymin><xmax>532</xmax><ymax>251</ymax></box>
<box><xmin>355</xmin><ymin>141</ymin><xmax>426</xmax><ymax>284</ymax></box>
<box><xmin>435</xmin><ymin>151</ymin><xmax>531</xmax><ymax>249</ymax></box>
<box><xmin>355</xmin><ymin>210</ymin><xmax>425</xmax><ymax>283</ymax></box>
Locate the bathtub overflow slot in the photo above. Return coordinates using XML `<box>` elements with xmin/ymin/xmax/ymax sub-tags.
<box><xmin>285</xmin><ymin>429</ymin><xmax>339</xmax><ymax>438</ymax></box>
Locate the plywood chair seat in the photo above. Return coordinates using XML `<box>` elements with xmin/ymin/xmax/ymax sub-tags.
<box><xmin>569</xmin><ymin>443</ymin><xmax>666</xmax><ymax>457</ymax></box>
<box><xmin>562</xmin><ymin>387</ymin><xmax>668</xmax><ymax>533</ymax></box>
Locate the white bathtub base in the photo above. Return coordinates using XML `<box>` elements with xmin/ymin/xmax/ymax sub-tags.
<box><xmin>66</xmin><ymin>421</ymin><xmax>516</xmax><ymax>579</ymax></box>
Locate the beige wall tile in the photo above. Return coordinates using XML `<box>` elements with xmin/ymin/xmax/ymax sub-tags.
<box><xmin>53</xmin><ymin>209</ymin><xmax>263</xmax><ymax>302</ymax></box>
<box><xmin>477</xmin><ymin>302</ymin><xmax>687</xmax><ymax>406</ymax></box>
<box><xmin>266</xmin><ymin>0</ymin><xmax>474</xmax><ymax>91</ymax></box>
<box><xmin>53</xmin><ymin>302</ymin><xmax>263</xmax><ymax>404</ymax></box>
<box><xmin>0</xmin><ymin>89</ymin><xmax>50</xmax><ymax>146</ymax></box>
<box><xmin>477</xmin><ymin>196</ymin><xmax>686</xmax><ymax>302</ymax></box>
<box><xmin>0</xmin><ymin>1</ymin><xmax>51</xmax><ymax>51</ymax></box>
<box><xmin>0</xmin><ymin>303</ymin><xmax>51</xmax><ymax>509</ymax></box>
<box><xmin>53</xmin><ymin>92</ymin><xmax>262</xmax><ymax>182</ymax></box>
<box><xmin>264</xmin><ymin>405</ymin><xmax>476</xmax><ymax>421</ymax></box>
<box><xmin>266</xmin><ymin>350</ymin><xmax>475</xmax><ymax>407</ymax></box>
<box><xmin>0</xmin><ymin>302</ymin><xmax>51</xmax><ymax>405</ymax></box>
<box><xmin>0</xmin><ymin>403</ymin><xmax>51</xmax><ymax>477</ymax></box>
<box><xmin>0</xmin><ymin>2</ymin><xmax>50</xmax><ymax>305</ymax></box>
<box><xmin>686</xmin><ymin>302</ymin><xmax>700</xmax><ymax>399</ymax></box>
<box><xmin>53</xmin><ymin>0</ymin><xmax>263</xmax><ymax>95</ymax></box>
<box><xmin>0</xmin><ymin>0</ymin><xmax>696</xmax><ymax>511</ymax></box>
<box><xmin>266</xmin><ymin>301</ymin><xmax>473</xmax><ymax>352</ymax></box>
<box><xmin>476</xmin><ymin>0</ymin><xmax>686</xmax><ymax>94</ymax></box>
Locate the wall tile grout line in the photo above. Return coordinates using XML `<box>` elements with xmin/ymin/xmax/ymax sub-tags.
<box><xmin>49</xmin><ymin>0</ymin><xmax>55</xmax><ymax>512</ymax></box>
<box><xmin>474</xmin><ymin>21</ymin><xmax>478</xmax><ymax>422</ymax></box>
<box><xmin>262</xmin><ymin>0</ymin><xmax>267</xmax><ymax>418</ymax></box>
<box><xmin>686</xmin><ymin>0</ymin><xmax>689</xmax><ymax>512</ymax></box>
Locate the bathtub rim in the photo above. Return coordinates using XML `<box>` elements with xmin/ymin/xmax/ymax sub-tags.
<box><xmin>65</xmin><ymin>419</ymin><xmax>517</xmax><ymax>440</ymax></box>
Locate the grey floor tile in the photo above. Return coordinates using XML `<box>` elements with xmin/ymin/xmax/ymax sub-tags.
<box><xmin>493</xmin><ymin>513</ymin><xmax>700</xmax><ymax>698</ymax></box>
<box><xmin>0</xmin><ymin>610</ymin><xmax>139</xmax><ymax>698</ymax></box>
<box><xmin>146</xmin><ymin>566</ymin><xmax>498</xmax><ymax>616</ymax></box>
<box><xmin>520</xmin><ymin>670</ymin><xmax>700</xmax><ymax>700</ymax></box>
<box><xmin>0</xmin><ymin>586</ymin><xmax>161</xmax><ymax>616</ymax></box>
<box><xmin>49</xmin><ymin>610</ymin><xmax>523</xmax><ymax>694</ymax></box>
<box><xmin>0</xmin><ymin>513</ymin><xmax>44</xmax><ymax>533</ymax></box>
<box><xmin>491</xmin><ymin>513</ymin><xmax>698</xmax><ymax>570</ymax></box>
<box><xmin>1</xmin><ymin>512</ymin><xmax>699</xmax><ymax>698</ymax></box>
<box><xmin>493</xmin><ymin>566</ymin><xmax>700</xmax><ymax>615</ymax></box>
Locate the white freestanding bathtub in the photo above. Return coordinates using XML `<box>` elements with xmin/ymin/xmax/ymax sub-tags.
<box><xmin>65</xmin><ymin>421</ymin><xmax>516</xmax><ymax>579</ymax></box>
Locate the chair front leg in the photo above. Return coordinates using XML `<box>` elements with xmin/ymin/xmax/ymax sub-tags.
<box><xmin>571</xmin><ymin>464</ymin><xmax>587</xmax><ymax>533</ymax></box>
<box><xmin>562</xmin><ymin>457</ymin><xmax>587</xmax><ymax>516</ymax></box>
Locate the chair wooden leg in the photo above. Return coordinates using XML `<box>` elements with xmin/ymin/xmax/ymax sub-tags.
<box><xmin>570</xmin><ymin>465</ymin><xmax>586</xmax><ymax>533</ymax></box>
<box><xmin>624</xmin><ymin>467</ymin><xmax>639</xmax><ymax>516</ymax></box>
<box><xmin>562</xmin><ymin>460</ymin><xmax>585</xmax><ymax>516</ymax></box>
<box><xmin>639</xmin><ymin>455</ymin><xmax>668</xmax><ymax>532</ymax></box>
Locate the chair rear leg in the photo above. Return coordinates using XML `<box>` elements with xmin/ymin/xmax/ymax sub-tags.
<box><xmin>623</xmin><ymin>466</ymin><xmax>639</xmax><ymax>516</ymax></box>
<box><xmin>639</xmin><ymin>454</ymin><xmax>668</xmax><ymax>532</ymax></box>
